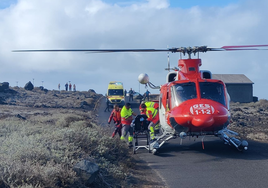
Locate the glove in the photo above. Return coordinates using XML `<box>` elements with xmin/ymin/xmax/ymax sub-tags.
<box><xmin>130</xmin><ymin>120</ymin><xmax>135</xmax><ymax>128</ymax></box>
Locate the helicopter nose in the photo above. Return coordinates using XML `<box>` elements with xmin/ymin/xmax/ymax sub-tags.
<box><xmin>192</xmin><ymin>115</ymin><xmax>214</xmax><ymax>127</ymax></box>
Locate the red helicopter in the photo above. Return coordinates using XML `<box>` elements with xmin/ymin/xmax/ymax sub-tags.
<box><xmin>13</xmin><ymin>45</ymin><xmax>268</xmax><ymax>154</ymax></box>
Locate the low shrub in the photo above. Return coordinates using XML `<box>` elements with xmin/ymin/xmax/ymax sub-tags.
<box><xmin>0</xmin><ymin>109</ymin><xmax>133</xmax><ymax>188</ymax></box>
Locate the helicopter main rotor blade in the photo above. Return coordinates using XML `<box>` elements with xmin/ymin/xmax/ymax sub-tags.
<box><xmin>208</xmin><ymin>44</ymin><xmax>268</xmax><ymax>51</ymax></box>
<box><xmin>13</xmin><ymin>45</ymin><xmax>268</xmax><ymax>54</ymax></box>
<box><xmin>12</xmin><ymin>47</ymin><xmax>211</xmax><ymax>53</ymax></box>
<box><xmin>222</xmin><ymin>44</ymin><xmax>268</xmax><ymax>49</ymax></box>
<box><xmin>12</xmin><ymin>49</ymin><xmax>171</xmax><ymax>53</ymax></box>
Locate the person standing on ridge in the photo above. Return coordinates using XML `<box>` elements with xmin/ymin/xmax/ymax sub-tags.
<box><xmin>128</xmin><ymin>88</ymin><xmax>134</xmax><ymax>102</ymax></box>
<box><xmin>65</xmin><ymin>83</ymin><xmax>68</xmax><ymax>91</ymax></box>
<box><xmin>104</xmin><ymin>94</ymin><xmax>110</xmax><ymax>112</ymax></box>
<box><xmin>144</xmin><ymin>90</ymin><xmax>150</xmax><ymax>101</ymax></box>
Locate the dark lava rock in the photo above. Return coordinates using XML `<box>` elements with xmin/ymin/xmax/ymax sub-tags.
<box><xmin>24</xmin><ymin>81</ymin><xmax>34</xmax><ymax>91</ymax></box>
<box><xmin>0</xmin><ymin>82</ymin><xmax>9</xmax><ymax>92</ymax></box>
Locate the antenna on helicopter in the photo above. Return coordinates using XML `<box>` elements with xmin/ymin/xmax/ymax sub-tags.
<box><xmin>164</xmin><ymin>51</ymin><xmax>171</xmax><ymax>72</ymax></box>
<box><xmin>164</xmin><ymin>45</ymin><xmax>171</xmax><ymax>72</ymax></box>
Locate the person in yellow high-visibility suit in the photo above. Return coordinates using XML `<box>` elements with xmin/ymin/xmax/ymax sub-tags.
<box><xmin>146</xmin><ymin>105</ymin><xmax>159</xmax><ymax>142</ymax></box>
<box><xmin>140</xmin><ymin>101</ymin><xmax>160</xmax><ymax>133</ymax></box>
<box><xmin>120</xmin><ymin>103</ymin><xmax>136</xmax><ymax>147</ymax></box>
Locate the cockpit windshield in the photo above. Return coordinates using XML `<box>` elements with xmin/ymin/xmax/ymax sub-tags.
<box><xmin>171</xmin><ymin>82</ymin><xmax>197</xmax><ymax>108</ymax></box>
<box><xmin>199</xmin><ymin>82</ymin><xmax>226</xmax><ymax>105</ymax></box>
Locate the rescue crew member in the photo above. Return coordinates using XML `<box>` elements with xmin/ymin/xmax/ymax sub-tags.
<box><xmin>139</xmin><ymin>103</ymin><xmax>147</xmax><ymax>115</ymax></box>
<box><xmin>145</xmin><ymin>102</ymin><xmax>160</xmax><ymax>142</ymax></box>
<box><xmin>120</xmin><ymin>103</ymin><xmax>136</xmax><ymax>147</ymax></box>
<box><xmin>108</xmin><ymin>104</ymin><xmax>122</xmax><ymax>138</ymax></box>
<box><xmin>140</xmin><ymin>101</ymin><xmax>160</xmax><ymax>133</ymax></box>
<box><xmin>140</xmin><ymin>101</ymin><xmax>158</xmax><ymax>109</ymax></box>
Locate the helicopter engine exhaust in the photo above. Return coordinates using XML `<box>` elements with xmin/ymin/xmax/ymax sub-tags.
<box><xmin>217</xmin><ymin>129</ymin><xmax>248</xmax><ymax>151</ymax></box>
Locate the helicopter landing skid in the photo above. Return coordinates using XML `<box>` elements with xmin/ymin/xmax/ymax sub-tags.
<box><xmin>150</xmin><ymin>129</ymin><xmax>176</xmax><ymax>155</ymax></box>
<box><xmin>217</xmin><ymin>128</ymin><xmax>248</xmax><ymax>151</ymax></box>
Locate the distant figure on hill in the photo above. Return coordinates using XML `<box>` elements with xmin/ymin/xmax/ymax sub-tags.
<box><xmin>104</xmin><ymin>95</ymin><xmax>110</xmax><ymax>112</ymax></box>
<box><xmin>73</xmin><ymin>84</ymin><xmax>76</xmax><ymax>91</ymax></box>
<box><xmin>129</xmin><ymin>88</ymin><xmax>134</xmax><ymax>102</ymax></box>
<box><xmin>58</xmin><ymin>83</ymin><xmax>60</xmax><ymax>90</ymax></box>
<box><xmin>65</xmin><ymin>83</ymin><xmax>68</xmax><ymax>91</ymax></box>
<box><xmin>69</xmin><ymin>83</ymin><xmax>72</xmax><ymax>91</ymax></box>
<box><xmin>144</xmin><ymin>90</ymin><xmax>150</xmax><ymax>101</ymax></box>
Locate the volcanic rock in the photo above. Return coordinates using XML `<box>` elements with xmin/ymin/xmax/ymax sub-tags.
<box><xmin>24</xmin><ymin>81</ymin><xmax>34</xmax><ymax>91</ymax></box>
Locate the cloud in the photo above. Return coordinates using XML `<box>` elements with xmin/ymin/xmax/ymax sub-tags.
<box><xmin>0</xmin><ymin>0</ymin><xmax>268</xmax><ymax>99</ymax></box>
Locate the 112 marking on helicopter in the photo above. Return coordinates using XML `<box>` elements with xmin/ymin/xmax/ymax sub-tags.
<box><xmin>13</xmin><ymin>44</ymin><xmax>268</xmax><ymax>154</ymax></box>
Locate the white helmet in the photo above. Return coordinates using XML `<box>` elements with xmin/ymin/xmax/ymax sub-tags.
<box><xmin>176</xmin><ymin>86</ymin><xmax>184</xmax><ymax>91</ymax></box>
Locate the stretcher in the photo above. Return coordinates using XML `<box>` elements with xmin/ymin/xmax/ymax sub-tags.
<box><xmin>132</xmin><ymin>115</ymin><xmax>150</xmax><ymax>154</ymax></box>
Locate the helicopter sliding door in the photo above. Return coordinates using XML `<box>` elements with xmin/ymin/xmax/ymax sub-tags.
<box><xmin>159</xmin><ymin>85</ymin><xmax>174</xmax><ymax>132</ymax></box>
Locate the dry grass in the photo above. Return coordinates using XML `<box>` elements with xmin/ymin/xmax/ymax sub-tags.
<box><xmin>229</xmin><ymin>99</ymin><xmax>268</xmax><ymax>142</ymax></box>
<box><xmin>0</xmin><ymin>109</ymin><xmax>134</xmax><ymax>188</ymax></box>
<box><xmin>0</xmin><ymin>88</ymin><xmax>135</xmax><ymax>188</ymax></box>
<box><xmin>1</xmin><ymin>87</ymin><xmax>267</xmax><ymax>187</ymax></box>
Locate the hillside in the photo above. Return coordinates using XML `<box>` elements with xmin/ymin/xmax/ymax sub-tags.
<box><xmin>0</xmin><ymin>87</ymin><xmax>141</xmax><ymax>188</ymax></box>
<box><xmin>0</xmin><ymin>87</ymin><xmax>268</xmax><ymax>187</ymax></box>
<box><xmin>229</xmin><ymin>100</ymin><xmax>268</xmax><ymax>142</ymax></box>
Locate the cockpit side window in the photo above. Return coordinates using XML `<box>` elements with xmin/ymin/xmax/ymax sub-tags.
<box><xmin>199</xmin><ymin>82</ymin><xmax>226</xmax><ymax>105</ymax></box>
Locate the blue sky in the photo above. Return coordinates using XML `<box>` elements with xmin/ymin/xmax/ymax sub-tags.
<box><xmin>102</xmin><ymin>0</ymin><xmax>240</xmax><ymax>8</ymax></box>
<box><xmin>0</xmin><ymin>0</ymin><xmax>268</xmax><ymax>100</ymax></box>
<box><xmin>0</xmin><ymin>0</ymin><xmax>240</xmax><ymax>9</ymax></box>
<box><xmin>0</xmin><ymin>0</ymin><xmax>16</xmax><ymax>9</ymax></box>
<box><xmin>169</xmin><ymin>0</ymin><xmax>240</xmax><ymax>8</ymax></box>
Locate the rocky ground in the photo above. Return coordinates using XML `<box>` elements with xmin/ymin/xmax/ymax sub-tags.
<box><xmin>0</xmin><ymin>86</ymin><xmax>267</xmax><ymax>187</ymax></box>
<box><xmin>0</xmin><ymin>87</ymin><xmax>168</xmax><ymax>187</ymax></box>
<box><xmin>229</xmin><ymin>100</ymin><xmax>268</xmax><ymax>142</ymax></box>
